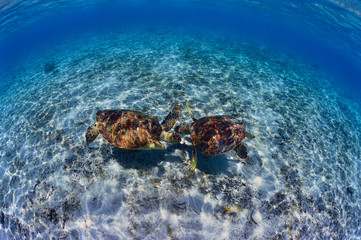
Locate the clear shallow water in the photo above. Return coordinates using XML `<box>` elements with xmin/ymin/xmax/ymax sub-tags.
<box><xmin>1</xmin><ymin>1</ymin><xmax>361</xmax><ymax>239</ymax></box>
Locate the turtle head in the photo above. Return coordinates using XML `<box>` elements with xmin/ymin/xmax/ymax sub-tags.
<box><xmin>161</xmin><ymin>131</ymin><xmax>181</xmax><ymax>144</ymax></box>
<box><xmin>174</xmin><ymin>124</ymin><xmax>190</xmax><ymax>134</ymax></box>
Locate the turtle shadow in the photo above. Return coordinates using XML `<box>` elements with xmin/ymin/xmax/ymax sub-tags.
<box><xmin>97</xmin><ymin>141</ymin><xmax>232</xmax><ymax>175</ymax></box>
<box><xmin>177</xmin><ymin>143</ymin><xmax>232</xmax><ymax>176</ymax></box>
<box><xmin>108</xmin><ymin>144</ymin><xmax>183</xmax><ymax>171</ymax></box>
<box><xmin>195</xmin><ymin>152</ymin><xmax>232</xmax><ymax>176</ymax></box>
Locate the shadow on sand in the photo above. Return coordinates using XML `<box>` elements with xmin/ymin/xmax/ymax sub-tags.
<box><xmin>105</xmin><ymin>144</ymin><xmax>182</xmax><ymax>171</ymax></box>
<box><xmin>97</xmin><ymin>142</ymin><xmax>233</xmax><ymax>176</ymax></box>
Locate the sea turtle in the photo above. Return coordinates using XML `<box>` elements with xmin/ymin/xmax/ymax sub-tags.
<box><xmin>175</xmin><ymin>101</ymin><xmax>255</xmax><ymax>171</ymax></box>
<box><xmin>86</xmin><ymin>105</ymin><xmax>182</xmax><ymax>150</ymax></box>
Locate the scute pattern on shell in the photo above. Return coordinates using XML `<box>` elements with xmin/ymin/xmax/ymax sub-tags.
<box><xmin>95</xmin><ymin>109</ymin><xmax>162</xmax><ymax>149</ymax></box>
<box><xmin>190</xmin><ymin>115</ymin><xmax>246</xmax><ymax>155</ymax></box>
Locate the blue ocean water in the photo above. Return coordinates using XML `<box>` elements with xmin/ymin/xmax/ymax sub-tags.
<box><xmin>0</xmin><ymin>0</ymin><xmax>361</xmax><ymax>239</ymax></box>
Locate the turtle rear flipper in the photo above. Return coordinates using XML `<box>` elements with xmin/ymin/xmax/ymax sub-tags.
<box><xmin>161</xmin><ymin>104</ymin><xmax>181</xmax><ymax>131</ymax></box>
<box><xmin>86</xmin><ymin>123</ymin><xmax>99</xmax><ymax>142</ymax></box>
<box><xmin>246</xmin><ymin>132</ymin><xmax>255</xmax><ymax>139</ymax></box>
<box><xmin>234</xmin><ymin>143</ymin><xmax>247</xmax><ymax>159</ymax></box>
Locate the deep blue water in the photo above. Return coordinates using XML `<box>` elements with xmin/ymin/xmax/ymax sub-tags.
<box><xmin>1</xmin><ymin>1</ymin><xmax>361</xmax><ymax>239</ymax></box>
<box><xmin>1</xmin><ymin>1</ymin><xmax>361</xmax><ymax>94</ymax></box>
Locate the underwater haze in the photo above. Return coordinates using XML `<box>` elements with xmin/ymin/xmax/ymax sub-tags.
<box><xmin>1</xmin><ymin>0</ymin><xmax>361</xmax><ymax>239</ymax></box>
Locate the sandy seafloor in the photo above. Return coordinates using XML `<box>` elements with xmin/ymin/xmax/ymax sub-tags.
<box><xmin>0</xmin><ymin>28</ymin><xmax>361</xmax><ymax>239</ymax></box>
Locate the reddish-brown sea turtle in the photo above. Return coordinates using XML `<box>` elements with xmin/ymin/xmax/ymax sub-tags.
<box><xmin>86</xmin><ymin>105</ymin><xmax>181</xmax><ymax>150</ymax></box>
<box><xmin>176</xmin><ymin>101</ymin><xmax>255</xmax><ymax>171</ymax></box>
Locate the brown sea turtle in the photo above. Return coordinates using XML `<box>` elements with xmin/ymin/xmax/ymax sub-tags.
<box><xmin>86</xmin><ymin>105</ymin><xmax>182</xmax><ymax>150</ymax></box>
<box><xmin>175</xmin><ymin>101</ymin><xmax>255</xmax><ymax>171</ymax></box>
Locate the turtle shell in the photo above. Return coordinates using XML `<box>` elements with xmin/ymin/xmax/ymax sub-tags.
<box><xmin>190</xmin><ymin>115</ymin><xmax>246</xmax><ymax>155</ymax></box>
<box><xmin>95</xmin><ymin>109</ymin><xmax>162</xmax><ymax>149</ymax></box>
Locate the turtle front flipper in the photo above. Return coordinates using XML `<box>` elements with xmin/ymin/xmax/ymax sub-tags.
<box><xmin>161</xmin><ymin>104</ymin><xmax>181</xmax><ymax>131</ymax></box>
<box><xmin>185</xmin><ymin>101</ymin><xmax>197</xmax><ymax>121</ymax></box>
<box><xmin>189</xmin><ymin>148</ymin><xmax>198</xmax><ymax>172</ymax></box>
<box><xmin>234</xmin><ymin>143</ymin><xmax>247</xmax><ymax>159</ymax></box>
<box><xmin>86</xmin><ymin>123</ymin><xmax>99</xmax><ymax>142</ymax></box>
